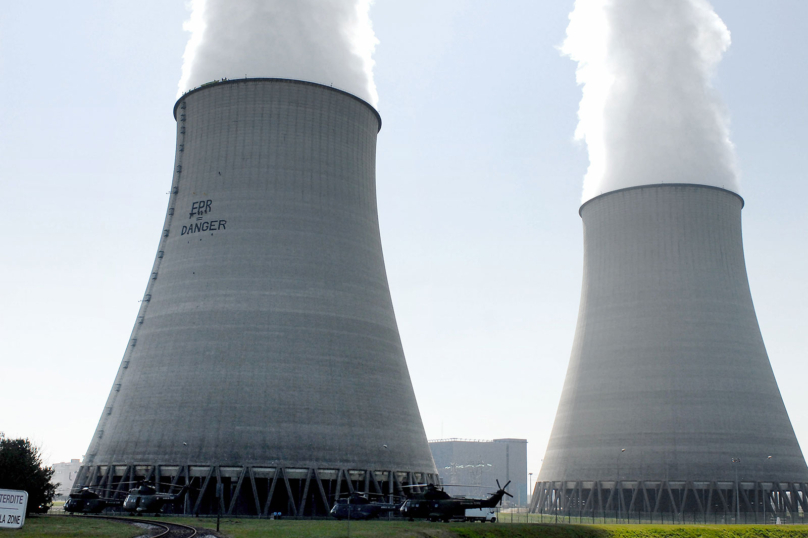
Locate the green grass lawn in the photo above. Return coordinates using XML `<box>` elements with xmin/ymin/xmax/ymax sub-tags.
<box><xmin>7</xmin><ymin>516</ymin><xmax>808</xmax><ymax>538</ymax></box>
<box><xmin>168</xmin><ymin>518</ymin><xmax>608</xmax><ymax>538</ymax></box>
<box><xmin>2</xmin><ymin>515</ymin><xmax>140</xmax><ymax>538</ymax></box>
<box><xmin>167</xmin><ymin>518</ymin><xmax>808</xmax><ymax>538</ymax></box>
<box><xmin>594</xmin><ymin>525</ymin><xmax>808</xmax><ymax>538</ymax></box>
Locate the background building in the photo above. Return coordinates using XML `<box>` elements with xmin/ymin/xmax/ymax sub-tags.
<box><xmin>74</xmin><ymin>79</ymin><xmax>437</xmax><ymax>516</ymax></box>
<box><xmin>430</xmin><ymin>438</ymin><xmax>527</xmax><ymax>506</ymax></box>
<box><xmin>52</xmin><ymin>459</ymin><xmax>82</xmax><ymax>499</ymax></box>
<box><xmin>532</xmin><ymin>184</ymin><xmax>808</xmax><ymax>520</ymax></box>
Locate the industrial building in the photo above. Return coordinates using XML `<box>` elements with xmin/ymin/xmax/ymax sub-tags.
<box><xmin>74</xmin><ymin>79</ymin><xmax>437</xmax><ymax>516</ymax></box>
<box><xmin>52</xmin><ymin>459</ymin><xmax>82</xmax><ymax>499</ymax></box>
<box><xmin>430</xmin><ymin>438</ymin><xmax>527</xmax><ymax>506</ymax></box>
<box><xmin>532</xmin><ymin>184</ymin><xmax>808</xmax><ymax>521</ymax></box>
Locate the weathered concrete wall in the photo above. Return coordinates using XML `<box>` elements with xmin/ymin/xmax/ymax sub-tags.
<box><xmin>83</xmin><ymin>79</ymin><xmax>436</xmax><ymax>475</ymax></box>
<box><xmin>540</xmin><ymin>184</ymin><xmax>808</xmax><ymax>483</ymax></box>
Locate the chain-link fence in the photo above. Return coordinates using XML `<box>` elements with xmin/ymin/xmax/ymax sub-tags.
<box><xmin>498</xmin><ymin>506</ymin><xmax>806</xmax><ymax>525</ymax></box>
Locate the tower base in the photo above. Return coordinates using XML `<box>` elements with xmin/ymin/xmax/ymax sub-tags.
<box><xmin>529</xmin><ymin>480</ymin><xmax>808</xmax><ymax>524</ymax></box>
<box><xmin>74</xmin><ymin>463</ymin><xmax>438</xmax><ymax>516</ymax></box>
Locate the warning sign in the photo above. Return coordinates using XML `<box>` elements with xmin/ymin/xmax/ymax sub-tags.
<box><xmin>0</xmin><ymin>489</ymin><xmax>27</xmax><ymax>529</ymax></box>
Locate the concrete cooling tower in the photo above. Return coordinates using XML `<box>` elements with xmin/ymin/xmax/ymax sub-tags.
<box><xmin>531</xmin><ymin>184</ymin><xmax>808</xmax><ymax>522</ymax></box>
<box><xmin>74</xmin><ymin>79</ymin><xmax>437</xmax><ymax>516</ymax></box>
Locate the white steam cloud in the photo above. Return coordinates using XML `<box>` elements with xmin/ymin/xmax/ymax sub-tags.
<box><xmin>562</xmin><ymin>0</ymin><xmax>739</xmax><ymax>202</ymax></box>
<box><xmin>178</xmin><ymin>0</ymin><xmax>379</xmax><ymax>107</ymax></box>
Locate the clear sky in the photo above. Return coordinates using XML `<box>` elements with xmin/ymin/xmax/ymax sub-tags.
<box><xmin>1</xmin><ymin>1</ymin><xmax>806</xmax><ymax>486</ymax></box>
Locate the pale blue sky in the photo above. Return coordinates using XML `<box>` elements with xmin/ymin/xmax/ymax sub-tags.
<box><xmin>1</xmin><ymin>1</ymin><xmax>806</xmax><ymax>484</ymax></box>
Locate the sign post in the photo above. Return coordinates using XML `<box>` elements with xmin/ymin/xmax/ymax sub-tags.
<box><xmin>0</xmin><ymin>489</ymin><xmax>28</xmax><ymax>529</ymax></box>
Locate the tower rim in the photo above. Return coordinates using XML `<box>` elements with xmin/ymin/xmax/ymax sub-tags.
<box><xmin>579</xmin><ymin>183</ymin><xmax>745</xmax><ymax>217</ymax></box>
<box><xmin>173</xmin><ymin>77</ymin><xmax>382</xmax><ymax>132</ymax></box>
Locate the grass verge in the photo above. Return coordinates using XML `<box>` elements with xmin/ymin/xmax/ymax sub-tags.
<box><xmin>8</xmin><ymin>516</ymin><xmax>808</xmax><ymax>538</ymax></box>
<box><xmin>2</xmin><ymin>515</ymin><xmax>140</xmax><ymax>537</ymax></box>
<box><xmin>161</xmin><ymin>518</ymin><xmax>808</xmax><ymax>538</ymax></box>
<box><xmin>168</xmin><ymin>518</ymin><xmax>607</xmax><ymax>538</ymax></box>
<box><xmin>596</xmin><ymin>525</ymin><xmax>808</xmax><ymax>538</ymax></box>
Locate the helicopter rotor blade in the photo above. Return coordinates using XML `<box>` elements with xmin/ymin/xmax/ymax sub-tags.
<box><xmin>499</xmin><ymin>480</ymin><xmax>513</xmax><ymax>497</ymax></box>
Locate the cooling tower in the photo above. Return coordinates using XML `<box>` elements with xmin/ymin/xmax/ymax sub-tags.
<box><xmin>531</xmin><ymin>184</ymin><xmax>808</xmax><ymax>521</ymax></box>
<box><xmin>75</xmin><ymin>79</ymin><xmax>437</xmax><ymax>516</ymax></box>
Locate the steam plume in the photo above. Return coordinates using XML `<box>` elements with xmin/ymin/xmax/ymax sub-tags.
<box><xmin>562</xmin><ymin>0</ymin><xmax>739</xmax><ymax>202</ymax></box>
<box><xmin>178</xmin><ymin>0</ymin><xmax>379</xmax><ymax>106</ymax></box>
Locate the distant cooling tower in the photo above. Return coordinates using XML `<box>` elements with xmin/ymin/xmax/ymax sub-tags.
<box><xmin>531</xmin><ymin>184</ymin><xmax>808</xmax><ymax>520</ymax></box>
<box><xmin>75</xmin><ymin>79</ymin><xmax>437</xmax><ymax>516</ymax></box>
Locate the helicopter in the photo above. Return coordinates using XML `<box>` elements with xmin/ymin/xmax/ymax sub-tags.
<box><xmin>399</xmin><ymin>480</ymin><xmax>513</xmax><ymax>522</ymax></box>
<box><xmin>329</xmin><ymin>491</ymin><xmax>400</xmax><ymax>520</ymax></box>
<box><xmin>63</xmin><ymin>487</ymin><xmax>122</xmax><ymax>514</ymax></box>
<box><xmin>122</xmin><ymin>482</ymin><xmax>189</xmax><ymax>514</ymax></box>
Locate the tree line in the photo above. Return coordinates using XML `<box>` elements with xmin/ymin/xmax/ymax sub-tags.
<box><xmin>0</xmin><ymin>432</ymin><xmax>57</xmax><ymax>515</ymax></box>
